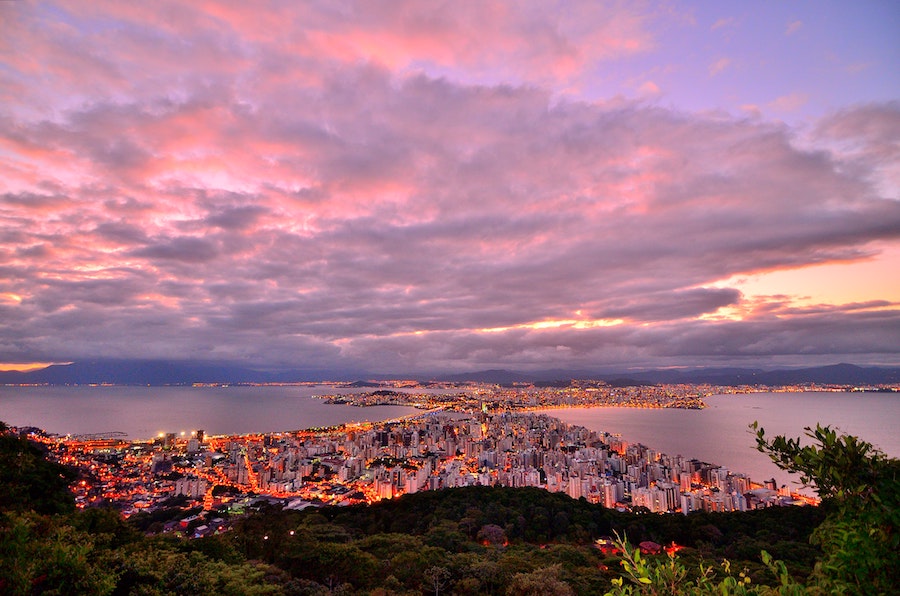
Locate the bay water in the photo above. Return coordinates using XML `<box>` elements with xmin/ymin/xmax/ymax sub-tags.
<box><xmin>2</xmin><ymin>386</ymin><xmax>897</xmax><ymax>493</ymax></box>
<box><xmin>0</xmin><ymin>385</ymin><xmax>423</xmax><ymax>439</ymax></box>
<box><xmin>542</xmin><ymin>391</ymin><xmax>900</xmax><ymax>492</ymax></box>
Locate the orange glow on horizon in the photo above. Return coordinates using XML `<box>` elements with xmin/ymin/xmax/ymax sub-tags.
<box><xmin>716</xmin><ymin>244</ymin><xmax>900</xmax><ymax>308</ymax></box>
<box><xmin>0</xmin><ymin>362</ymin><xmax>67</xmax><ymax>372</ymax></box>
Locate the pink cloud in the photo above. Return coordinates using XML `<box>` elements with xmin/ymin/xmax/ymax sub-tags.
<box><xmin>637</xmin><ymin>80</ymin><xmax>661</xmax><ymax>96</ymax></box>
<box><xmin>767</xmin><ymin>92</ymin><xmax>809</xmax><ymax>113</ymax></box>
<box><xmin>0</xmin><ymin>1</ymin><xmax>897</xmax><ymax>371</ymax></box>
<box><xmin>20</xmin><ymin>1</ymin><xmax>656</xmax><ymax>106</ymax></box>
<box><xmin>708</xmin><ymin>57</ymin><xmax>731</xmax><ymax>76</ymax></box>
<box><xmin>710</xmin><ymin>17</ymin><xmax>736</xmax><ymax>31</ymax></box>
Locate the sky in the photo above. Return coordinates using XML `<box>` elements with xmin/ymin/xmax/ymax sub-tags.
<box><xmin>1</xmin><ymin>0</ymin><xmax>898</xmax><ymax>374</ymax></box>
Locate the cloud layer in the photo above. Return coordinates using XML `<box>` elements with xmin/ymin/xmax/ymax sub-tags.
<box><xmin>1</xmin><ymin>1</ymin><xmax>898</xmax><ymax>372</ymax></box>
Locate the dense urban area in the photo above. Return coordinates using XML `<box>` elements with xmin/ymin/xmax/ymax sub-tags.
<box><xmin>4</xmin><ymin>380</ymin><xmax>899</xmax><ymax>595</ymax></box>
<box><xmin>8</xmin><ymin>381</ymin><xmax>852</xmax><ymax>539</ymax></box>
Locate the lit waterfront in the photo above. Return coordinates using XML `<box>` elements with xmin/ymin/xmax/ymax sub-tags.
<box><xmin>0</xmin><ymin>384</ymin><xmax>427</xmax><ymax>439</ymax></box>
<box><xmin>0</xmin><ymin>381</ymin><xmax>712</xmax><ymax>439</ymax></box>
<box><xmin>40</xmin><ymin>409</ymin><xmax>813</xmax><ymax>526</ymax></box>
<box><xmin>21</xmin><ymin>394</ymin><xmax>834</xmax><ymax>536</ymax></box>
<box><xmin>7</xmin><ymin>383</ymin><xmax>898</xmax><ymax>535</ymax></box>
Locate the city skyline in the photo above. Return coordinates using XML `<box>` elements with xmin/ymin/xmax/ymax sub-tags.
<box><xmin>1</xmin><ymin>1</ymin><xmax>899</xmax><ymax>374</ymax></box>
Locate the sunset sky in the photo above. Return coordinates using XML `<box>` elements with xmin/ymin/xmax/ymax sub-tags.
<box><xmin>1</xmin><ymin>1</ymin><xmax>898</xmax><ymax>374</ymax></box>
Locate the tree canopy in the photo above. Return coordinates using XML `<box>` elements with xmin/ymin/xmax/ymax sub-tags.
<box><xmin>0</xmin><ymin>424</ymin><xmax>75</xmax><ymax>515</ymax></box>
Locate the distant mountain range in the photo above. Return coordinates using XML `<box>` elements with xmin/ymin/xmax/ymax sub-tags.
<box><xmin>1</xmin><ymin>360</ymin><xmax>898</xmax><ymax>387</ymax></box>
<box><xmin>0</xmin><ymin>360</ymin><xmax>366</xmax><ymax>386</ymax></box>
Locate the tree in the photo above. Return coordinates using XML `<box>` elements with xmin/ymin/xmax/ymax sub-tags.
<box><xmin>106</xmin><ymin>541</ymin><xmax>284</xmax><ymax>595</ymax></box>
<box><xmin>0</xmin><ymin>511</ymin><xmax>117</xmax><ymax>595</ymax></box>
<box><xmin>506</xmin><ymin>565</ymin><xmax>575</xmax><ymax>596</ymax></box>
<box><xmin>752</xmin><ymin>422</ymin><xmax>899</xmax><ymax>593</ymax></box>
<box><xmin>423</xmin><ymin>565</ymin><xmax>451</xmax><ymax>596</ymax></box>
<box><xmin>477</xmin><ymin>523</ymin><xmax>508</xmax><ymax>547</ymax></box>
<box><xmin>0</xmin><ymin>425</ymin><xmax>76</xmax><ymax>515</ymax></box>
<box><xmin>603</xmin><ymin>534</ymin><xmax>804</xmax><ymax>596</ymax></box>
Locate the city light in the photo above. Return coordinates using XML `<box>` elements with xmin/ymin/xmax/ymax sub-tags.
<box><xmin>30</xmin><ymin>381</ymin><xmax>827</xmax><ymax>535</ymax></box>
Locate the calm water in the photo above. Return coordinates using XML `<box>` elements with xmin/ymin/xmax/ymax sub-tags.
<box><xmin>0</xmin><ymin>385</ymin><xmax>424</xmax><ymax>439</ymax></box>
<box><xmin>543</xmin><ymin>391</ymin><xmax>900</xmax><ymax>492</ymax></box>
<box><xmin>2</xmin><ymin>387</ymin><xmax>898</xmax><ymax>493</ymax></box>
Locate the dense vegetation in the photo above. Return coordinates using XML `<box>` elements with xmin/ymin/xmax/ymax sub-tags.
<box><xmin>0</xmin><ymin>422</ymin><xmax>76</xmax><ymax>515</ymax></box>
<box><xmin>0</xmin><ymin>421</ymin><xmax>895</xmax><ymax>594</ymax></box>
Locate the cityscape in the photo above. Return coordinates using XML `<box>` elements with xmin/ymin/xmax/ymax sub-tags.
<box><xmin>11</xmin><ymin>380</ymin><xmax>850</xmax><ymax>539</ymax></box>
<box><xmin>1</xmin><ymin>0</ymin><xmax>897</xmax><ymax>592</ymax></box>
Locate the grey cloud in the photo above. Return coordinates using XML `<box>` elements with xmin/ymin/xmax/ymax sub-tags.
<box><xmin>15</xmin><ymin>244</ymin><xmax>51</xmax><ymax>258</ymax></box>
<box><xmin>597</xmin><ymin>288</ymin><xmax>743</xmax><ymax>322</ymax></box>
<box><xmin>338</xmin><ymin>307</ymin><xmax>900</xmax><ymax>373</ymax></box>
<box><xmin>1</xmin><ymin>192</ymin><xmax>70</xmax><ymax>209</ymax></box>
<box><xmin>19</xmin><ymin>112</ymin><xmax>152</xmax><ymax>178</ymax></box>
<box><xmin>2</xmin><ymin>31</ymin><xmax>899</xmax><ymax>371</ymax></box>
<box><xmin>204</xmin><ymin>205</ymin><xmax>269</xmax><ymax>230</ymax></box>
<box><xmin>103</xmin><ymin>197</ymin><xmax>154</xmax><ymax>213</ymax></box>
<box><xmin>816</xmin><ymin>101</ymin><xmax>900</xmax><ymax>158</ymax></box>
<box><xmin>93</xmin><ymin>221</ymin><xmax>150</xmax><ymax>245</ymax></box>
<box><xmin>26</xmin><ymin>276</ymin><xmax>152</xmax><ymax>313</ymax></box>
<box><xmin>129</xmin><ymin>236</ymin><xmax>219</xmax><ymax>262</ymax></box>
<box><xmin>647</xmin><ymin>309</ymin><xmax>900</xmax><ymax>360</ymax></box>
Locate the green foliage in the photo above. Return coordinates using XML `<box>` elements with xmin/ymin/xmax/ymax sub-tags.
<box><xmin>603</xmin><ymin>535</ymin><xmax>807</xmax><ymax>595</ymax></box>
<box><xmin>752</xmin><ymin>422</ymin><xmax>895</xmax><ymax>502</ymax></box>
<box><xmin>68</xmin><ymin>506</ymin><xmax>142</xmax><ymax>549</ymax></box>
<box><xmin>0</xmin><ymin>511</ymin><xmax>117</xmax><ymax>595</ymax></box>
<box><xmin>422</xmin><ymin>565</ymin><xmax>451</xmax><ymax>596</ymax></box>
<box><xmin>506</xmin><ymin>564</ymin><xmax>576</xmax><ymax>595</ymax></box>
<box><xmin>215</xmin><ymin>484</ymin><xmax>830</xmax><ymax>594</ymax></box>
<box><xmin>0</xmin><ymin>510</ymin><xmax>287</xmax><ymax>595</ymax></box>
<box><xmin>423</xmin><ymin>519</ymin><xmax>473</xmax><ymax>552</ymax></box>
<box><xmin>108</xmin><ymin>540</ymin><xmax>284</xmax><ymax>595</ymax></box>
<box><xmin>127</xmin><ymin>501</ymin><xmax>201</xmax><ymax>533</ymax></box>
<box><xmin>753</xmin><ymin>422</ymin><xmax>900</xmax><ymax>593</ymax></box>
<box><xmin>319</xmin><ymin>485</ymin><xmax>615</xmax><ymax>543</ymax></box>
<box><xmin>0</xmin><ymin>431</ymin><xmax>76</xmax><ymax>515</ymax></box>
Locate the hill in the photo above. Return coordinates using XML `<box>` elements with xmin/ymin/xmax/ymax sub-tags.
<box><xmin>0</xmin><ymin>360</ymin><xmax>366</xmax><ymax>385</ymax></box>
